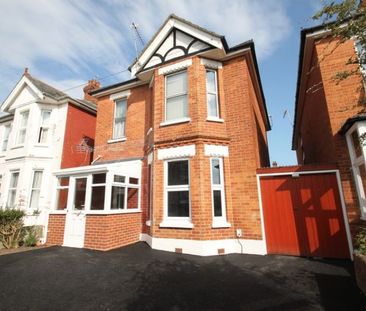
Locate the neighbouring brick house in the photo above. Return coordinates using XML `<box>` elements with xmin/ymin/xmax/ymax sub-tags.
<box><xmin>47</xmin><ymin>14</ymin><xmax>271</xmax><ymax>255</ymax></box>
<box><xmin>292</xmin><ymin>24</ymin><xmax>366</xmax><ymax>240</ymax></box>
<box><xmin>0</xmin><ymin>70</ymin><xmax>97</xmax><ymax>241</ymax></box>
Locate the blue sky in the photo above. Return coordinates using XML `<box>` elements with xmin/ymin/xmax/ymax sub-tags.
<box><xmin>0</xmin><ymin>0</ymin><xmax>323</xmax><ymax>165</ymax></box>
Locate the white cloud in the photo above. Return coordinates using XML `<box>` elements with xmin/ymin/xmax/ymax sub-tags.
<box><xmin>0</xmin><ymin>0</ymin><xmax>291</xmax><ymax>102</ymax></box>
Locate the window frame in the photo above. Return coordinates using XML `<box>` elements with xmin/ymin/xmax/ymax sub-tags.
<box><xmin>16</xmin><ymin>110</ymin><xmax>29</xmax><ymax>146</ymax></box>
<box><xmin>206</xmin><ymin>69</ymin><xmax>220</xmax><ymax>119</ymax></box>
<box><xmin>54</xmin><ymin>176</ymin><xmax>70</xmax><ymax>211</ymax></box>
<box><xmin>112</xmin><ymin>98</ymin><xmax>127</xmax><ymax>140</ymax></box>
<box><xmin>2</xmin><ymin>123</ymin><xmax>11</xmax><ymax>152</ymax></box>
<box><xmin>38</xmin><ymin>109</ymin><xmax>52</xmax><ymax>144</ymax></box>
<box><xmin>164</xmin><ymin>70</ymin><xmax>189</xmax><ymax>123</ymax></box>
<box><xmin>89</xmin><ymin>173</ymin><xmax>107</xmax><ymax>211</ymax></box>
<box><xmin>7</xmin><ymin>170</ymin><xmax>19</xmax><ymax>209</ymax></box>
<box><xmin>28</xmin><ymin>170</ymin><xmax>43</xmax><ymax>209</ymax></box>
<box><xmin>162</xmin><ymin>158</ymin><xmax>192</xmax><ymax>227</ymax></box>
<box><xmin>210</xmin><ymin>158</ymin><xmax>229</xmax><ymax>227</ymax></box>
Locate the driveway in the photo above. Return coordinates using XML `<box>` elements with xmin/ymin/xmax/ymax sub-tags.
<box><xmin>0</xmin><ymin>242</ymin><xmax>365</xmax><ymax>311</ymax></box>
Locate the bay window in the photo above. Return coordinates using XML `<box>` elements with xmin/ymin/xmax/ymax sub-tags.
<box><xmin>29</xmin><ymin>170</ymin><xmax>43</xmax><ymax>209</ymax></box>
<box><xmin>2</xmin><ymin>124</ymin><xmax>11</xmax><ymax>152</ymax></box>
<box><xmin>113</xmin><ymin>99</ymin><xmax>127</xmax><ymax>139</ymax></box>
<box><xmin>7</xmin><ymin>171</ymin><xmax>19</xmax><ymax>208</ymax></box>
<box><xmin>165</xmin><ymin>71</ymin><xmax>188</xmax><ymax>122</ymax></box>
<box><xmin>38</xmin><ymin>110</ymin><xmax>51</xmax><ymax>144</ymax></box>
<box><xmin>165</xmin><ymin>159</ymin><xmax>190</xmax><ymax>218</ymax></box>
<box><xmin>206</xmin><ymin>69</ymin><xmax>219</xmax><ymax>118</ymax></box>
<box><xmin>17</xmin><ymin>110</ymin><xmax>29</xmax><ymax>145</ymax></box>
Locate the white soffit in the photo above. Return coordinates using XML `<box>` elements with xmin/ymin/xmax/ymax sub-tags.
<box><xmin>158</xmin><ymin>59</ymin><xmax>192</xmax><ymax>75</ymax></box>
<box><xmin>158</xmin><ymin>144</ymin><xmax>196</xmax><ymax>160</ymax></box>
<box><xmin>204</xmin><ymin>144</ymin><xmax>229</xmax><ymax>157</ymax></box>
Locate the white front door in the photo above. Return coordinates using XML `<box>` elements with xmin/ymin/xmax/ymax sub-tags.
<box><xmin>63</xmin><ymin>177</ymin><xmax>87</xmax><ymax>248</ymax></box>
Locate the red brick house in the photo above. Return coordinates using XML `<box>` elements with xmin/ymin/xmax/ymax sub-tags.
<box><xmin>292</xmin><ymin>24</ymin><xmax>366</xmax><ymax>239</ymax></box>
<box><xmin>47</xmin><ymin>14</ymin><xmax>271</xmax><ymax>255</ymax></box>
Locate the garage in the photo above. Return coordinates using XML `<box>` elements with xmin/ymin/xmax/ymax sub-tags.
<box><xmin>257</xmin><ymin>166</ymin><xmax>352</xmax><ymax>259</ymax></box>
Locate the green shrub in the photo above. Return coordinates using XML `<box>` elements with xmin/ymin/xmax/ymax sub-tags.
<box><xmin>0</xmin><ymin>209</ymin><xmax>25</xmax><ymax>249</ymax></box>
<box><xmin>23</xmin><ymin>226</ymin><xmax>42</xmax><ymax>247</ymax></box>
<box><xmin>355</xmin><ymin>227</ymin><xmax>366</xmax><ymax>255</ymax></box>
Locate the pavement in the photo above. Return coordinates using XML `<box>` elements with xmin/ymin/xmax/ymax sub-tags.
<box><xmin>0</xmin><ymin>242</ymin><xmax>365</xmax><ymax>311</ymax></box>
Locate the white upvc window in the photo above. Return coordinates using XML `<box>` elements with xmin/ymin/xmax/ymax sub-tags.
<box><xmin>165</xmin><ymin>71</ymin><xmax>188</xmax><ymax>122</ymax></box>
<box><xmin>2</xmin><ymin>124</ymin><xmax>11</xmax><ymax>152</ymax></box>
<box><xmin>38</xmin><ymin>110</ymin><xmax>51</xmax><ymax>144</ymax></box>
<box><xmin>29</xmin><ymin>170</ymin><xmax>43</xmax><ymax>209</ymax></box>
<box><xmin>346</xmin><ymin>122</ymin><xmax>366</xmax><ymax>219</ymax></box>
<box><xmin>7</xmin><ymin>171</ymin><xmax>19</xmax><ymax>208</ymax></box>
<box><xmin>206</xmin><ymin>69</ymin><xmax>219</xmax><ymax>118</ymax></box>
<box><xmin>210</xmin><ymin>158</ymin><xmax>229</xmax><ymax>227</ymax></box>
<box><xmin>113</xmin><ymin>99</ymin><xmax>127</xmax><ymax>139</ymax></box>
<box><xmin>161</xmin><ymin>159</ymin><xmax>191</xmax><ymax>228</ymax></box>
<box><xmin>110</xmin><ymin>175</ymin><xmax>139</xmax><ymax>210</ymax></box>
<box><xmin>55</xmin><ymin>177</ymin><xmax>70</xmax><ymax>210</ymax></box>
<box><xmin>90</xmin><ymin>173</ymin><xmax>106</xmax><ymax>211</ymax></box>
<box><xmin>17</xmin><ymin>110</ymin><xmax>29</xmax><ymax>145</ymax></box>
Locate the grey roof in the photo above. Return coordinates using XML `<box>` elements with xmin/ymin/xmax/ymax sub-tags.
<box><xmin>27</xmin><ymin>74</ymin><xmax>68</xmax><ymax>100</ymax></box>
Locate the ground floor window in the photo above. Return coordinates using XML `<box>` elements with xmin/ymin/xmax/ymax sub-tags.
<box><xmin>90</xmin><ymin>173</ymin><xmax>106</xmax><ymax>210</ymax></box>
<box><xmin>210</xmin><ymin>158</ymin><xmax>227</xmax><ymax>225</ymax></box>
<box><xmin>55</xmin><ymin>177</ymin><xmax>69</xmax><ymax>210</ymax></box>
<box><xmin>29</xmin><ymin>170</ymin><xmax>43</xmax><ymax>209</ymax></box>
<box><xmin>165</xmin><ymin>159</ymin><xmax>190</xmax><ymax>218</ymax></box>
<box><xmin>7</xmin><ymin>171</ymin><xmax>19</xmax><ymax>208</ymax></box>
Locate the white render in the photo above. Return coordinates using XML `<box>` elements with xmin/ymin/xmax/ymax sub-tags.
<box><xmin>157</xmin><ymin>144</ymin><xmax>196</xmax><ymax>160</ymax></box>
<box><xmin>0</xmin><ymin>75</ymin><xmax>94</xmax><ymax>242</ymax></box>
<box><xmin>204</xmin><ymin>144</ymin><xmax>229</xmax><ymax>157</ymax></box>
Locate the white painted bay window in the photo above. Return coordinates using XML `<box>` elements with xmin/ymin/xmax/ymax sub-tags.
<box><xmin>206</xmin><ymin>69</ymin><xmax>219</xmax><ymax>119</ymax></box>
<box><xmin>7</xmin><ymin>171</ymin><xmax>19</xmax><ymax>208</ymax></box>
<box><xmin>29</xmin><ymin>170</ymin><xmax>43</xmax><ymax>209</ymax></box>
<box><xmin>38</xmin><ymin>110</ymin><xmax>51</xmax><ymax>144</ymax></box>
<box><xmin>113</xmin><ymin>99</ymin><xmax>127</xmax><ymax>139</ymax></box>
<box><xmin>17</xmin><ymin>110</ymin><xmax>29</xmax><ymax>145</ymax></box>
<box><xmin>2</xmin><ymin>124</ymin><xmax>11</xmax><ymax>152</ymax></box>
<box><xmin>210</xmin><ymin>158</ymin><xmax>230</xmax><ymax>227</ymax></box>
<box><xmin>165</xmin><ymin>71</ymin><xmax>188</xmax><ymax>122</ymax></box>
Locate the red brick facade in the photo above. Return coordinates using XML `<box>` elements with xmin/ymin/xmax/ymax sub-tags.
<box><xmin>47</xmin><ymin>214</ymin><xmax>66</xmax><ymax>245</ymax></box>
<box><xmin>293</xmin><ymin>32</ymin><xmax>366</xmax><ymax>235</ymax></box>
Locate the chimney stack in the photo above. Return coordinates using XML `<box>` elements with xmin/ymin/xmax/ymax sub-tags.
<box><xmin>83</xmin><ymin>79</ymin><xmax>100</xmax><ymax>102</ymax></box>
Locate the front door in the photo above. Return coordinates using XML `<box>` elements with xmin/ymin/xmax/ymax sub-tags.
<box><xmin>63</xmin><ymin>177</ymin><xmax>87</xmax><ymax>248</ymax></box>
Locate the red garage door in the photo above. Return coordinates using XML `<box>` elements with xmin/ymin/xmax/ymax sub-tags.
<box><xmin>258</xmin><ymin>169</ymin><xmax>351</xmax><ymax>259</ymax></box>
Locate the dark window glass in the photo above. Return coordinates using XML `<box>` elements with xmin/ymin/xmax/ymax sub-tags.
<box><xmin>93</xmin><ymin>173</ymin><xmax>106</xmax><ymax>184</ymax></box>
<box><xmin>111</xmin><ymin>186</ymin><xmax>125</xmax><ymax>209</ymax></box>
<box><xmin>211</xmin><ymin>159</ymin><xmax>221</xmax><ymax>185</ymax></box>
<box><xmin>168</xmin><ymin>161</ymin><xmax>188</xmax><ymax>185</ymax></box>
<box><xmin>73</xmin><ymin>178</ymin><xmax>87</xmax><ymax>210</ymax></box>
<box><xmin>114</xmin><ymin>175</ymin><xmax>125</xmax><ymax>183</ymax></box>
<box><xmin>58</xmin><ymin>177</ymin><xmax>69</xmax><ymax>187</ymax></box>
<box><xmin>167</xmin><ymin>191</ymin><xmax>189</xmax><ymax>217</ymax></box>
<box><xmin>56</xmin><ymin>189</ymin><xmax>68</xmax><ymax>210</ymax></box>
<box><xmin>90</xmin><ymin>186</ymin><xmax>105</xmax><ymax>210</ymax></box>
<box><xmin>129</xmin><ymin>177</ymin><xmax>139</xmax><ymax>185</ymax></box>
<box><xmin>213</xmin><ymin>190</ymin><xmax>222</xmax><ymax>217</ymax></box>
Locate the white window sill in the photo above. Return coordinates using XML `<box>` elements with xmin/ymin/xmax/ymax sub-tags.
<box><xmin>146</xmin><ymin>220</ymin><xmax>151</xmax><ymax>226</ymax></box>
<box><xmin>159</xmin><ymin>220</ymin><xmax>194</xmax><ymax>229</ymax></box>
<box><xmin>49</xmin><ymin>209</ymin><xmax>141</xmax><ymax>215</ymax></box>
<box><xmin>212</xmin><ymin>220</ymin><xmax>231</xmax><ymax>228</ymax></box>
<box><xmin>49</xmin><ymin>210</ymin><xmax>67</xmax><ymax>215</ymax></box>
<box><xmin>0</xmin><ymin>154</ymin><xmax>5</xmax><ymax>158</ymax></box>
<box><xmin>10</xmin><ymin>145</ymin><xmax>24</xmax><ymax>150</ymax></box>
<box><xmin>34</xmin><ymin>144</ymin><xmax>49</xmax><ymax>148</ymax></box>
<box><xmin>206</xmin><ymin>117</ymin><xmax>224</xmax><ymax>123</ymax></box>
<box><xmin>107</xmin><ymin>137</ymin><xmax>127</xmax><ymax>144</ymax></box>
<box><xmin>160</xmin><ymin>118</ymin><xmax>191</xmax><ymax>127</ymax></box>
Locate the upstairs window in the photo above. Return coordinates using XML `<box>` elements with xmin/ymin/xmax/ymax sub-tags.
<box><xmin>165</xmin><ymin>71</ymin><xmax>188</xmax><ymax>121</ymax></box>
<box><xmin>206</xmin><ymin>70</ymin><xmax>219</xmax><ymax>118</ymax></box>
<box><xmin>7</xmin><ymin>171</ymin><xmax>19</xmax><ymax>208</ymax></box>
<box><xmin>29</xmin><ymin>171</ymin><xmax>43</xmax><ymax>209</ymax></box>
<box><xmin>113</xmin><ymin>99</ymin><xmax>127</xmax><ymax>139</ymax></box>
<box><xmin>38</xmin><ymin>110</ymin><xmax>51</xmax><ymax>144</ymax></box>
<box><xmin>2</xmin><ymin>124</ymin><xmax>11</xmax><ymax>152</ymax></box>
<box><xmin>17</xmin><ymin>110</ymin><xmax>29</xmax><ymax>145</ymax></box>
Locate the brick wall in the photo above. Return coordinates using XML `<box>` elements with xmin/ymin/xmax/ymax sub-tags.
<box><xmin>46</xmin><ymin>214</ymin><xmax>66</xmax><ymax>245</ymax></box>
<box><xmin>295</xmin><ymin>36</ymin><xmax>366</xmax><ymax>228</ymax></box>
<box><xmin>61</xmin><ymin>103</ymin><xmax>96</xmax><ymax>168</ymax></box>
<box><xmin>84</xmin><ymin>213</ymin><xmax>141</xmax><ymax>251</ymax></box>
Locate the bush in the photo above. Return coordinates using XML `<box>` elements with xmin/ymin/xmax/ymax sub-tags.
<box><xmin>23</xmin><ymin>226</ymin><xmax>42</xmax><ymax>247</ymax></box>
<box><xmin>0</xmin><ymin>209</ymin><xmax>25</xmax><ymax>249</ymax></box>
<box><xmin>355</xmin><ymin>227</ymin><xmax>366</xmax><ymax>255</ymax></box>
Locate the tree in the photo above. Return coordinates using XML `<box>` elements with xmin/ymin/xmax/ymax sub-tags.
<box><xmin>313</xmin><ymin>0</ymin><xmax>366</xmax><ymax>81</ymax></box>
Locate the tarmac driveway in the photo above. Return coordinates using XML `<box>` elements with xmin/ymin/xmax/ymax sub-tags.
<box><xmin>0</xmin><ymin>242</ymin><xmax>365</xmax><ymax>311</ymax></box>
